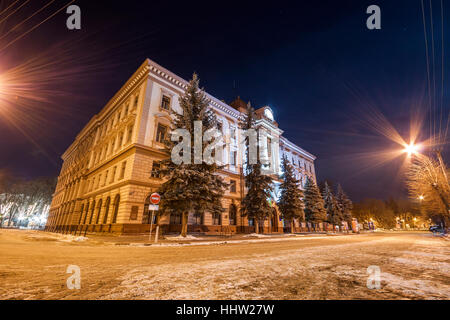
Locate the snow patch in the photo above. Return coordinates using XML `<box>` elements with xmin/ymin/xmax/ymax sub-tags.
<box><xmin>243</xmin><ymin>233</ymin><xmax>270</xmax><ymax>238</ymax></box>
<box><xmin>381</xmin><ymin>272</ymin><xmax>450</xmax><ymax>299</ymax></box>
<box><xmin>164</xmin><ymin>234</ymin><xmax>205</xmax><ymax>241</ymax></box>
<box><xmin>391</xmin><ymin>257</ymin><xmax>450</xmax><ymax>273</ymax></box>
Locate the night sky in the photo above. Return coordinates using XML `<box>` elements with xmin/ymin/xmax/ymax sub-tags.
<box><xmin>0</xmin><ymin>0</ymin><xmax>448</xmax><ymax>201</ymax></box>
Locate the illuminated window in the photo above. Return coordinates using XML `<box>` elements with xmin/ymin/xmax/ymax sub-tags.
<box><xmin>156</xmin><ymin>123</ymin><xmax>168</xmax><ymax>143</ymax></box>
<box><xmin>110</xmin><ymin>166</ymin><xmax>117</xmax><ymax>183</ymax></box>
<box><xmin>217</xmin><ymin>121</ymin><xmax>223</xmax><ymax>133</ymax></box>
<box><xmin>118</xmin><ymin>131</ymin><xmax>124</xmax><ymax>148</ymax></box>
<box><xmin>151</xmin><ymin>161</ymin><xmax>161</xmax><ymax>178</ymax></box>
<box><xmin>230</xmin><ymin>151</ymin><xmax>237</xmax><ymax>166</ymax></box>
<box><xmin>212</xmin><ymin>213</ymin><xmax>222</xmax><ymax>225</ymax></box>
<box><xmin>230</xmin><ymin>180</ymin><xmax>237</xmax><ymax>193</ymax></box>
<box><xmin>119</xmin><ymin>161</ymin><xmax>126</xmax><ymax>180</ymax></box>
<box><xmin>230</xmin><ymin>126</ymin><xmax>236</xmax><ymax>140</ymax></box>
<box><xmin>127</xmin><ymin>125</ymin><xmax>133</xmax><ymax>143</ymax></box>
<box><xmin>161</xmin><ymin>95</ymin><xmax>171</xmax><ymax>110</ymax></box>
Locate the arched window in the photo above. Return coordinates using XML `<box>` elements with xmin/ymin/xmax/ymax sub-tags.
<box><xmin>95</xmin><ymin>199</ymin><xmax>103</xmax><ymax>224</ymax></box>
<box><xmin>88</xmin><ymin>200</ymin><xmax>96</xmax><ymax>224</ymax></box>
<box><xmin>78</xmin><ymin>204</ymin><xmax>84</xmax><ymax>224</ymax></box>
<box><xmin>142</xmin><ymin>195</ymin><xmax>151</xmax><ymax>224</ymax></box>
<box><xmin>82</xmin><ymin>202</ymin><xmax>90</xmax><ymax>224</ymax></box>
<box><xmin>229</xmin><ymin>205</ymin><xmax>237</xmax><ymax>226</ymax></box>
<box><xmin>103</xmin><ymin>197</ymin><xmax>111</xmax><ymax>224</ymax></box>
<box><xmin>112</xmin><ymin>194</ymin><xmax>120</xmax><ymax>223</ymax></box>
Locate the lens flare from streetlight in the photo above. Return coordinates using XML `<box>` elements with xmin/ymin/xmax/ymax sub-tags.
<box><xmin>403</xmin><ymin>143</ymin><xmax>420</xmax><ymax>156</ymax></box>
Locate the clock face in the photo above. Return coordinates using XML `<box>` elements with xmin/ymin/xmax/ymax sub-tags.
<box><xmin>264</xmin><ymin>108</ymin><xmax>274</xmax><ymax>121</ymax></box>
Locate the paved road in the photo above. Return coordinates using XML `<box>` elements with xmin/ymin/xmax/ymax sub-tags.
<box><xmin>0</xmin><ymin>230</ymin><xmax>448</xmax><ymax>299</ymax></box>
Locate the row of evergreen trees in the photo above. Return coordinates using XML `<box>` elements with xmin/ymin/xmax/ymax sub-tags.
<box><xmin>157</xmin><ymin>74</ymin><xmax>353</xmax><ymax>236</ymax></box>
<box><xmin>278</xmin><ymin>153</ymin><xmax>353</xmax><ymax>231</ymax></box>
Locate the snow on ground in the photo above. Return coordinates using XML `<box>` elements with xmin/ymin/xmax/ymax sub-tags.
<box><xmin>164</xmin><ymin>234</ymin><xmax>205</xmax><ymax>241</ymax></box>
<box><xmin>243</xmin><ymin>233</ymin><xmax>270</xmax><ymax>238</ymax></box>
<box><xmin>0</xmin><ymin>230</ymin><xmax>448</xmax><ymax>299</ymax></box>
<box><xmin>20</xmin><ymin>230</ymin><xmax>88</xmax><ymax>243</ymax></box>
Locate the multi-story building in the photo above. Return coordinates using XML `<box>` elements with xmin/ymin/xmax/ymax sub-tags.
<box><xmin>45</xmin><ymin>59</ymin><xmax>317</xmax><ymax>235</ymax></box>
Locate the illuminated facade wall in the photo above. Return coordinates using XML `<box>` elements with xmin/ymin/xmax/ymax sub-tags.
<box><xmin>46</xmin><ymin>59</ymin><xmax>316</xmax><ymax>234</ymax></box>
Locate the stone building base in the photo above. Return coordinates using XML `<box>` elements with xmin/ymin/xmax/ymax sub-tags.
<box><xmin>46</xmin><ymin>223</ymin><xmax>287</xmax><ymax>235</ymax></box>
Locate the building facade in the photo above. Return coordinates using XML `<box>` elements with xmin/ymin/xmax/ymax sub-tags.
<box><xmin>45</xmin><ymin>59</ymin><xmax>317</xmax><ymax>235</ymax></box>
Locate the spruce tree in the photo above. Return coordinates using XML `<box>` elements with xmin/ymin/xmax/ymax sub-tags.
<box><xmin>278</xmin><ymin>154</ymin><xmax>304</xmax><ymax>233</ymax></box>
<box><xmin>304</xmin><ymin>176</ymin><xmax>327</xmax><ymax>224</ymax></box>
<box><xmin>240</xmin><ymin>102</ymin><xmax>273</xmax><ymax>234</ymax></box>
<box><xmin>336</xmin><ymin>184</ymin><xmax>353</xmax><ymax>227</ymax></box>
<box><xmin>158</xmin><ymin>74</ymin><xmax>227</xmax><ymax>237</ymax></box>
<box><xmin>322</xmin><ymin>181</ymin><xmax>342</xmax><ymax>226</ymax></box>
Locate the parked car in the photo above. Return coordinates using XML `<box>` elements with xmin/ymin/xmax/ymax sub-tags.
<box><xmin>429</xmin><ymin>225</ymin><xmax>445</xmax><ymax>233</ymax></box>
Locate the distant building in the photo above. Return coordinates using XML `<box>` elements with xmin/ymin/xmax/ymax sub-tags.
<box><xmin>46</xmin><ymin>59</ymin><xmax>316</xmax><ymax>234</ymax></box>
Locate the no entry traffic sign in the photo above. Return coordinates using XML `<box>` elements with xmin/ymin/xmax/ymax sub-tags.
<box><xmin>150</xmin><ymin>193</ymin><xmax>161</xmax><ymax>205</ymax></box>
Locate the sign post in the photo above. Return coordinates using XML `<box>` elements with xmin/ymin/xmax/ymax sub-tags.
<box><xmin>148</xmin><ymin>193</ymin><xmax>160</xmax><ymax>242</ymax></box>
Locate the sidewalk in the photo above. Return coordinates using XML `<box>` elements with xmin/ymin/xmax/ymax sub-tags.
<box><xmin>85</xmin><ymin>231</ymin><xmax>359</xmax><ymax>247</ymax></box>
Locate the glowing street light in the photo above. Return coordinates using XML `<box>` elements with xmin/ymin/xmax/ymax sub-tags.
<box><xmin>403</xmin><ymin>143</ymin><xmax>420</xmax><ymax>156</ymax></box>
<box><xmin>418</xmin><ymin>195</ymin><xmax>424</xmax><ymax>201</ymax></box>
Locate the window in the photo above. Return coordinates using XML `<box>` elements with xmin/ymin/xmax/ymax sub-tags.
<box><xmin>112</xmin><ymin>194</ymin><xmax>120</xmax><ymax>223</ymax></box>
<box><xmin>82</xmin><ymin>202</ymin><xmax>90</xmax><ymax>224</ymax></box>
<box><xmin>230</xmin><ymin>126</ymin><xmax>236</xmax><ymax>141</ymax></box>
<box><xmin>230</xmin><ymin>180</ymin><xmax>237</xmax><ymax>193</ymax></box>
<box><xmin>267</xmin><ymin>138</ymin><xmax>272</xmax><ymax>158</ymax></box>
<box><xmin>118</xmin><ymin>131</ymin><xmax>124</xmax><ymax>148</ymax></box>
<box><xmin>103</xmin><ymin>197</ymin><xmax>111</xmax><ymax>224</ymax></box>
<box><xmin>151</xmin><ymin>161</ymin><xmax>161</xmax><ymax>178</ymax></box>
<box><xmin>125</xmin><ymin>103</ymin><xmax>129</xmax><ymax>116</ymax></box>
<box><xmin>212</xmin><ymin>213</ymin><xmax>222</xmax><ymax>225</ymax></box>
<box><xmin>161</xmin><ymin>95</ymin><xmax>171</xmax><ymax>110</ymax></box>
<box><xmin>230</xmin><ymin>151</ymin><xmax>237</xmax><ymax>166</ymax></box>
<box><xmin>78</xmin><ymin>204</ymin><xmax>84</xmax><ymax>224</ymax></box>
<box><xmin>194</xmin><ymin>212</ymin><xmax>204</xmax><ymax>225</ymax></box>
<box><xmin>229</xmin><ymin>205</ymin><xmax>237</xmax><ymax>225</ymax></box>
<box><xmin>110</xmin><ymin>139</ymin><xmax>115</xmax><ymax>154</ymax></box>
<box><xmin>110</xmin><ymin>166</ymin><xmax>117</xmax><ymax>183</ymax></box>
<box><xmin>97</xmin><ymin>175</ymin><xmax>101</xmax><ymax>189</ymax></box>
<box><xmin>217</xmin><ymin>121</ymin><xmax>223</xmax><ymax>133</ymax></box>
<box><xmin>155</xmin><ymin>123</ymin><xmax>168</xmax><ymax>143</ymax></box>
<box><xmin>170</xmin><ymin>213</ymin><xmax>181</xmax><ymax>225</ymax></box>
<box><xmin>248</xmin><ymin>218</ymin><xmax>254</xmax><ymax>226</ymax></box>
<box><xmin>127</xmin><ymin>125</ymin><xmax>133</xmax><ymax>143</ymax></box>
<box><xmin>119</xmin><ymin>161</ymin><xmax>126</xmax><ymax>180</ymax></box>
<box><xmin>95</xmin><ymin>199</ymin><xmax>102</xmax><ymax>224</ymax></box>
<box><xmin>88</xmin><ymin>200</ymin><xmax>95</xmax><ymax>224</ymax></box>
<box><xmin>134</xmin><ymin>95</ymin><xmax>139</xmax><ymax>107</ymax></box>
<box><xmin>104</xmin><ymin>171</ymin><xmax>108</xmax><ymax>186</ymax></box>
